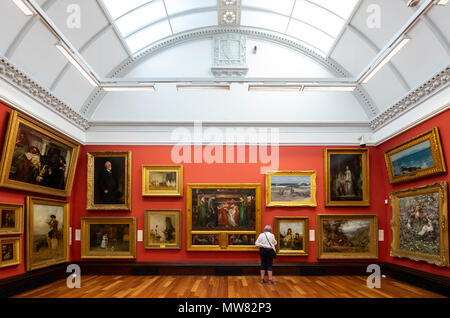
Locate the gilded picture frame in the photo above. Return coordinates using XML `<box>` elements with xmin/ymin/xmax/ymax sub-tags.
<box><xmin>324</xmin><ymin>148</ymin><xmax>370</xmax><ymax>206</ymax></box>
<box><xmin>265</xmin><ymin>171</ymin><xmax>316</xmax><ymax>207</ymax></box>
<box><xmin>390</xmin><ymin>181</ymin><xmax>448</xmax><ymax>267</ymax></box>
<box><xmin>0</xmin><ymin>203</ymin><xmax>23</xmax><ymax>235</ymax></box>
<box><xmin>86</xmin><ymin>151</ymin><xmax>132</xmax><ymax>211</ymax></box>
<box><xmin>273</xmin><ymin>216</ymin><xmax>309</xmax><ymax>256</ymax></box>
<box><xmin>316</xmin><ymin>214</ymin><xmax>378</xmax><ymax>259</ymax></box>
<box><xmin>142</xmin><ymin>165</ymin><xmax>183</xmax><ymax>197</ymax></box>
<box><xmin>0</xmin><ymin>237</ymin><xmax>21</xmax><ymax>268</ymax></box>
<box><xmin>186</xmin><ymin>183</ymin><xmax>261</xmax><ymax>251</ymax></box>
<box><xmin>0</xmin><ymin>110</ymin><xmax>80</xmax><ymax>197</ymax></box>
<box><xmin>26</xmin><ymin>196</ymin><xmax>70</xmax><ymax>271</ymax></box>
<box><xmin>384</xmin><ymin>127</ymin><xmax>446</xmax><ymax>185</ymax></box>
<box><xmin>144</xmin><ymin>210</ymin><xmax>181</xmax><ymax>249</ymax></box>
<box><xmin>81</xmin><ymin>217</ymin><xmax>136</xmax><ymax>259</ymax></box>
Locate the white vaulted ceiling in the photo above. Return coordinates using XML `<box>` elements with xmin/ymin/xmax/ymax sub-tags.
<box><xmin>0</xmin><ymin>0</ymin><xmax>449</xmax><ymax>145</ymax></box>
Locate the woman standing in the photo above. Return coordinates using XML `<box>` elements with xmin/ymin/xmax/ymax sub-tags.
<box><xmin>255</xmin><ymin>225</ymin><xmax>277</xmax><ymax>285</ymax></box>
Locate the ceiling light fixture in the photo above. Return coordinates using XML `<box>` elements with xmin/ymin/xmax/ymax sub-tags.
<box><xmin>303</xmin><ymin>85</ymin><xmax>357</xmax><ymax>92</ymax></box>
<box><xmin>360</xmin><ymin>36</ymin><xmax>411</xmax><ymax>84</ymax></box>
<box><xmin>176</xmin><ymin>85</ymin><xmax>230</xmax><ymax>91</ymax></box>
<box><xmin>248</xmin><ymin>85</ymin><xmax>303</xmax><ymax>91</ymax></box>
<box><xmin>11</xmin><ymin>0</ymin><xmax>34</xmax><ymax>16</ymax></box>
<box><xmin>55</xmin><ymin>44</ymin><xmax>99</xmax><ymax>87</ymax></box>
<box><xmin>436</xmin><ymin>0</ymin><xmax>449</xmax><ymax>5</ymax></box>
<box><xmin>102</xmin><ymin>86</ymin><xmax>155</xmax><ymax>92</ymax></box>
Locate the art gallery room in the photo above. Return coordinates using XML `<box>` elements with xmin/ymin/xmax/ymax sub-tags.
<box><xmin>0</xmin><ymin>0</ymin><xmax>449</xmax><ymax>311</ymax></box>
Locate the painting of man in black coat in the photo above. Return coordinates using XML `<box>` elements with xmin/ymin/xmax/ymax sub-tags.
<box><xmin>97</xmin><ymin>161</ymin><xmax>122</xmax><ymax>204</ymax></box>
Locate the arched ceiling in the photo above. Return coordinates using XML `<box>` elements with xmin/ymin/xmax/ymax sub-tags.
<box><xmin>0</xmin><ymin>0</ymin><xmax>449</xmax><ymax>145</ymax></box>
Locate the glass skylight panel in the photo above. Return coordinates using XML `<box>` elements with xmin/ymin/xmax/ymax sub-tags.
<box><xmin>126</xmin><ymin>20</ymin><xmax>172</xmax><ymax>53</ymax></box>
<box><xmin>242</xmin><ymin>0</ymin><xmax>296</xmax><ymax>16</ymax></box>
<box><xmin>292</xmin><ymin>0</ymin><xmax>345</xmax><ymax>38</ymax></box>
<box><xmin>286</xmin><ymin>19</ymin><xmax>335</xmax><ymax>54</ymax></box>
<box><xmin>307</xmin><ymin>0</ymin><xmax>360</xmax><ymax>20</ymax></box>
<box><xmin>164</xmin><ymin>0</ymin><xmax>217</xmax><ymax>16</ymax></box>
<box><xmin>115</xmin><ymin>0</ymin><xmax>167</xmax><ymax>37</ymax></box>
<box><xmin>241</xmin><ymin>11</ymin><xmax>289</xmax><ymax>34</ymax></box>
<box><xmin>171</xmin><ymin>11</ymin><xmax>217</xmax><ymax>34</ymax></box>
<box><xmin>102</xmin><ymin>0</ymin><xmax>152</xmax><ymax>20</ymax></box>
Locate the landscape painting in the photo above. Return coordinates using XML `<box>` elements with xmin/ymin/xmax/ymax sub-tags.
<box><xmin>385</xmin><ymin>128</ymin><xmax>446</xmax><ymax>184</ymax></box>
<box><xmin>266</xmin><ymin>171</ymin><xmax>316</xmax><ymax>207</ymax></box>
<box><xmin>145</xmin><ymin>210</ymin><xmax>181</xmax><ymax>249</ymax></box>
<box><xmin>390</xmin><ymin>182</ymin><xmax>448</xmax><ymax>267</ymax></box>
<box><xmin>274</xmin><ymin>217</ymin><xmax>309</xmax><ymax>256</ymax></box>
<box><xmin>142</xmin><ymin>165</ymin><xmax>183</xmax><ymax>197</ymax></box>
<box><xmin>317</xmin><ymin>214</ymin><xmax>377</xmax><ymax>259</ymax></box>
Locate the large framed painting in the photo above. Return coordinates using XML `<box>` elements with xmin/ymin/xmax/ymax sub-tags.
<box><xmin>26</xmin><ymin>197</ymin><xmax>69</xmax><ymax>271</ymax></box>
<box><xmin>317</xmin><ymin>214</ymin><xmax>378</xmax><ymax>259</ymax></box>
<box><xmin>81</xmin><ymin>217</ymin><xmax>136</xmax><ymax>259</ymax></box>
<box><xmin>0</xmin><ymin>237</ymin><xmax>21</xmax><ymax>268</ymax></box>
<box><xmin>0</xmin><ymin>110</ymin><xmax>80</xmax><ymax>197</ymax></box>
<box><xmin>390</xmin><ymin>181</ymin><xmax>448</xmax><ymax>267</ymax></box>
<box><xmin>265</xmin><ymin>171</ymin><xmax>316</xmax><ymax>207</ymax></box>
<box><xmin>142</xmin><ymin>165</ymin><xmax>183</xmax><ymax>197</ymax></box>
<box><xmin>186</xmin><ymin>183</ymin><xmax>261</xmax><ymax>251</ymax></box>
<box><xmin>273</xmin><ymin>216</ymin><xmax>309</xmax><ymax>256</ymax></box>
<box><xmin>144</xmin><ymin>210</ymin><xmax>181</xmax><ymax>249</ymax></box>
<box><xmin>86</xmin><ymin>152</ymin><xmax>132</xmax><ymax>210</ymax></box>
<box><xmin>0</xmin><ymin>203</ymin><xmax>23</xmax><ymax>235</ymax></box>
<box><xmin>324</xmin><ymin>148</ymin><xmax>370</xmax><ymax>206</ymax></box>
<box><xmin>384</xmin><ymin>128</ymin><xmax>446</xmax><ymax>185</ymax></box>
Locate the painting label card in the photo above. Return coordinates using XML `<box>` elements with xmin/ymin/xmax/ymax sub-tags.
<box><xmin>309</xmin><ymin>229</ymin><xmax>315</xmax><ymax>242</ymax></box>
<box><xmin>137</xmin><ymin>230</ymin><xmax>143</xmax><ymax>242</ymax></box>
<box><xmin>75</xmin><ymin>229</ymin><xmax>81</xmax><ymax>241</ymax></box>
<box><xmin>378</xmin><ymin>229</ymin><xmax>384</xmax><ymax>241</ymax></box>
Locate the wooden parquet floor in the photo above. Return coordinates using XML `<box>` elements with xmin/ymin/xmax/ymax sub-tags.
<box><xmin>13</xmin><ymin>275</ymin><xmax>445</xmax><ymax>298</ymax></box>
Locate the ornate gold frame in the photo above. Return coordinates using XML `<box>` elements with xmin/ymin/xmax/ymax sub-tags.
<box><xmin>265</xmin><ymin>171</ymin><xmax>316</xmax><ymax>207</ymax></box>
<box><xmin>86</xmin><ymin>151</ymin><xmax>132</xmax><ymax>210</ymax></box>
<box><xmin>384</xmin><ymin>127</ymin><xmax>446</xmax><ymax>184</ymax></box>
<box><xmin>390</xmin><ymin>181</ymin><xmax>448</xmax><ymax>267</ymax></box>
<box><xmin>144</xmin><ymin>209</ymin><xmax>181</xmax><ymax>249</ymax></box>
<box><xmin>26</xmin><ymin>196</ymin><xmax>70</xmax><ymax>271</ymax></box>
<box><xmin>0</xmin><ymin>203</ymin><xmax>23</xmax><ymax>235</ymax></box>
<box><xmin>142</xmin><ymin>165</ymin><xmax>183</xmax><ymax>197</ymax></box>
<box><xmin>316</xmin><ymin>214</ymin><xmax>378</xmax><ymax>259</ymax></box>
<box><xmin>186</xmin><ymin>183</ymin><xmax>261</xmax><ymax>251</ymax></box>
<box><xmin>273</xmin><ymin>216</ymin><xmax>309</xmax><ymax>256</ymax></box>
<box><xmin>0</xmin><ymin>110</ymin><xmax>80</xmax><ymax>197</ymax></box>
<box><xmin>0</xmin><ymin>237</ymin><xmax>21</xmax><ymax>268</ymax></box>
<box><xmin>324</xmin><ymin>148</ymin><xmax>370</xmax><ymax>206</ymax></box>
<box><xmin>81</xmin><ymin>217</ymin><xmax>136</xmax><ymax>259</ymax></box>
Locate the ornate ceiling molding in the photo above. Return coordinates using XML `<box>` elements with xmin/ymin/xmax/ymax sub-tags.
<box><xmin>0</xmin><ymin>55</ymin><xmax>90</xmax><ymax>130</ymax></box>
<box><xmin>369</xmin><ymin>65</ymin><xmax>450</xmax><ymax>131</ymax></box>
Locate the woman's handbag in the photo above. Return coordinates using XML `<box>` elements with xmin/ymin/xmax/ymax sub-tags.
<box><xmin>264</xmin><ymin>233</ymin><xmax>277</xmax><ymax>259</ymax></box>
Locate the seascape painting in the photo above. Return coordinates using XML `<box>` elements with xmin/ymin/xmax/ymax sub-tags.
<box><xmin>271</xmin><ymin>176</ymin><xmax>311</xmax><ymax>202</ymax></box>
<box><xmin>391</xmin><ymin>140</ymin><xmax>435</xmax><ymax>177</ymax></box>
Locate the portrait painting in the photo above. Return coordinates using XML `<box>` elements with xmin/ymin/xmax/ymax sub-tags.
<box><xmin>145</xmin><ymin>210</ymin><xmax>181</xmax><ymax>249</ymax></box>
<box><xmin>0</xmin><ymin>237</ymin><xmax>21</xmax><ymax>268</ymax></box>
<box><xmin>0</xmin><ymin>110</ymin><xmax>80</xmax><ymax>197</ymax></box>
<box><xmin>186</xmin><ymin>183</ymin><xmax>261</xmax><ymax>251</ymax></box>
<box><xmin>385</xmin><ymin>128</ymin><xmax>446</xmax><ymax>184</ymax></box>
<box><xmin>317</xmin><ymin>214</ymin><xmax>378</xmax><ymax>259</ymax></box>
<box><xmin>324</xmin><ymin>149</ymin><xmax>369</xmax><ymax>206</ymax></box>
<box><xmin>266</xmin><ymin>171</ymin><xmax>316</xmax><ymax>207</ymax></box>
<box><xmin>274</xmin><ymin>217</ymin><xmax>309</xmax><ymax>256</ymax></box>
<box><xmin>390</xmin><ymin>182</ymin><xmax>448</xmax><ymax>267</ymax></box>
<box><xmin>87</xmin><ymin>152</ymin><xmax>131</xmax><ymax>210</ymax></box>
<box><xmin>26</xmin><ymin>197</ymin><xmax>69</xmax><ymax>271</ymax></box>
<box><xmin>0</xmin><ymin>203</ymin><xmax>23</xmax><ymax>235</ymax></box>
<box><xmin>81</xmin><ymin>217</ymin><xmax>136</xmax><ymax>259</ymax></box>
<box><xmin>142</xmin><ymin>165</ymin><xmax>183</xmax><ymax>197</ymax></box>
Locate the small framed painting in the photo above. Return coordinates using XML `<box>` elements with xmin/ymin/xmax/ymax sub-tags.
<box><xmin>265</xmin><ymin>171</ymin><xmax>316</xmax><ymax>207</ymax></box>
<box><xmin>274</xmin><ymin>217</ymin><xmax>309</xmax><ymax>256</ymax></box>
<box><xmin>316</xmin><ymin>214</ymin><xmax>378</xmax><ymax>259</ymax></box>
<box><xmin>0</xmin><ymin>237</ymin><xmax>21</xmax><ymax>268</ymax></box>
<box><xmin>384</xmin><ymin>127</ymin><xmax>446</xmax><ymax>184</ymax></box>
<box><xmin>324</xmin><ymin>148</ymin><xmax>370</xmax><ymax>206</ymax></box>
<box><xmin>81</xmin><ymin>217</ymin><xmax>136</xmax><ymax>259</ymax></box>
<box><xmin>390</xmin><ymin>181</ymin><xmax>448</xmax><ymax>267</ymax></box>
<box><xmin>0</xmin><ymin>203</ymin><xmax>23</xmax><ymax>235</ymax></box>
<box><xmin>142</xmin><ymin>165</ymin><xmax>183</xmax><ymax>197</ymax></box>
<box><xmin>145</xmin><ymin>210</ymin><xmax>181</xmax><ymax>249</ymax></box>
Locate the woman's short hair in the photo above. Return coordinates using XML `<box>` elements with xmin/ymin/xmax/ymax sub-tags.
<box><xmin>264</xmin><ymin>225</ymin><xmax>272</xmax><ymax>232</ymax></box>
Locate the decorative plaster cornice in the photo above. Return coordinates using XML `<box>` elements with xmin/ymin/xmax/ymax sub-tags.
<box><xmin>0</xmin><ymin>55</ymin><xmax>90</xmax><ymax>130</ymax></box>
<box><xmin>369</xmin><ymin>65</ymin><xmax>450</xmax><ymax>131</ymax></box>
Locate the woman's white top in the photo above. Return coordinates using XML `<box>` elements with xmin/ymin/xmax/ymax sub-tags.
<box><xmin>255</xmin><ymin>232</ymin><xmax>277</xmax><ymax>250</ymax></box>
